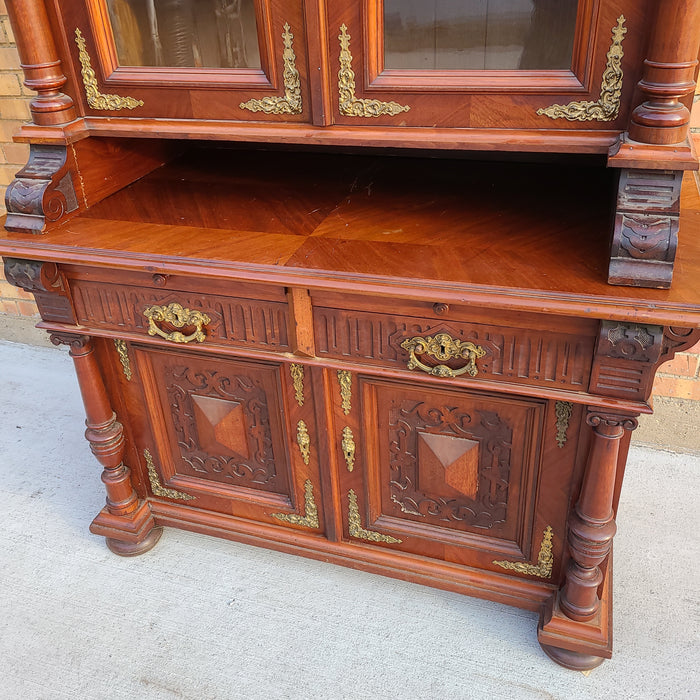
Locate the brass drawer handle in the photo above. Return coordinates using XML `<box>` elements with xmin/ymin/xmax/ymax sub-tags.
<box><xmin>401</xmin><ymin>333</ymin><xmax>485</xmax><ymax>378</ymax></box>
<box><xmin>143</xmin><ymin>303</ymin><xmax>211</xmax><ymax>344</ymax></box>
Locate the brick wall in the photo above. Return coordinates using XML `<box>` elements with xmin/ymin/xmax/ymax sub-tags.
<box><xmin>0</xmin><ymin>13</ymin><xmax>698</xmax><ymax>402</ymax></box>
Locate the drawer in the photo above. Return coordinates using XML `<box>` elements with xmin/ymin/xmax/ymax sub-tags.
<box><xmin>65</xmin><ymin>268</ymin><xmax>291</xmax><ymax>352</ymax></box>
<box><xmin>312</xmin><ymin>293</ymin><xmax>597</xmax><ymax>392</ymax></box>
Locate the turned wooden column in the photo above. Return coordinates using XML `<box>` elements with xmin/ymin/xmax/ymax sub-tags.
<box><xmin>561</xmin><ymin>410</ymin><xmax>638</xmax><ymax>621</ymax></box>
<box><xmin>628</xmin><ymin>0</ymin><xmax>700</xmax><ymax>144</ymax></box>
<box><xmin>50</xmin><ymin>332</ymin><xmax>161</xmax><ymax>555</ymax></box>
<box><xmin>5</xmin><ymin>0</ymin><xmax>76</xmax><ymax>125</ymax></box>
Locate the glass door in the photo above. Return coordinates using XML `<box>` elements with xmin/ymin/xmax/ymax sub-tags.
<box><xmin>64</xmin><ymin>0</ymin><xmax>310</xmax><ymax>121</ymax></box>
<box><xmin>328</xmin><ymin>0</ymin><xmax>639</xmax><ymax>131</ymax></box>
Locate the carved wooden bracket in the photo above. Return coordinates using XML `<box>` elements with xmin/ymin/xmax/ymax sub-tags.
<box><xmin>3</xmin><ymin>257</ymin><xmax>76</xmax><ymax>324</ymax></box>
<box><xmin>5</xmin><ymin>145</ymin><xmax>79</xmax><ymax>234</ymax></box>
<box><xmin>608</xmin><ymin>169</ymin><xmax>683</xmax><ymax>289</ymax></box>
<box><xmin>590</xmin><ymin>321</ymin><xmax>700</xmax><ymax>401</ymax></box>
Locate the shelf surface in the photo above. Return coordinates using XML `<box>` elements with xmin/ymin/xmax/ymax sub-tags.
<box><xmin>1</xmin><ymin>147</ymin><xmax>699</xmax><ymax>325</ymax></box>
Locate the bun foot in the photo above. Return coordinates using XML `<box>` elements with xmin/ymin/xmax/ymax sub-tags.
<box><xmin>539</xmin><ymin>643</ymin><xmax>606</xmax><ymax>671</ymax></box>
<box><xmin>105</xmin><ymin>526</ymin><xmax>163</xmax><ymax>557</ymax></box>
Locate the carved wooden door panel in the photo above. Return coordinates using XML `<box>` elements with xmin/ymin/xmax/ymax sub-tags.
<box><xmin>59</xmin><ymin>0</ymin><xmax>311</xmax><ymax>122</ymax></box>
<box><xmin>129</xmin><ymin>345</ymin><xmax>324</xmax><ymax>532</ymax></box>
<box><xmin>326</xmin><ymin>1</ymin><xmax>648</xmax><ymax>131</ymax></box>
<box><xmin>333</xmin><ymin>371</ymin><xmax>580</xmax><ymax>582</ymax></box>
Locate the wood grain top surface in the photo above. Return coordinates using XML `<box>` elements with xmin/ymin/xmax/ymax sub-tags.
<box><xmin>1</xmin><ymin>147</ymin><xmax>699</xmax><ymax>325</ymax></box>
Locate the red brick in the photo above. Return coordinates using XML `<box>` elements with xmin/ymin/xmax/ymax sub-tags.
<box><xmin>0</xmin><ymin>298</ymin><xmax>18</xmax><ymax>314</ymax></box>
<box><xmin>0</xmin><ymin>46</ymin><xmax>19</xmax><ymax>69</ymax></box>
<box><xmin>0</xmin><ymin>118</ymin><xmax>26</xmax><ymax>141</ymax></box>
<box><xmin>2</xmin><ymin>17</ymin><xmax>14</xmax><ymax>44</ymax></box>
<box><xmin>2</xmin><ymin>141</ymin><xmax>27</xmax><ymax>164</ymax></box>
<box><xmin>0</xmin><ymin>162</ymin><xmax>19</xmax><ymax>185</ymax></box>
<box><xmin>0</xmin><ymin>96</ymin><xmax>31</xmax><ymax>119</ymax></box>
<box><xmin>652</xmin><ymin>375</ymin><xmax>700</xmax><ymax>401</ymax></box>
<box><xmin>657</xmin><ymin>352</ymin><xmax>700</xmax><ymax>379</ymax></box>
<box><xmin>16</xmin><ymin>299</ymin><xmax>38</xmax><ymax>317</ymax></box>
<box><xmin>0</xmin><ymin>72</ymin><xmax>21</xmax><ymax>95</ymax></box>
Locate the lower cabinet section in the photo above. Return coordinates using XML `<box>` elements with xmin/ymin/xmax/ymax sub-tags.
<box><xmin>102</xmin><ymin>338</ymin><xmax>583</xmax><ymax>594</ymax></box>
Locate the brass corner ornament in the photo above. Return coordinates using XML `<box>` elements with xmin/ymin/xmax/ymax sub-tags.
<box><xmin>401</xmin><ymin>333</ymin><xmax>486</xmax><ymax>378</ymax></box>
<box><xmin>537</xmin><ymin>16</ymin><xmax>626</xmax><ymax>122</ymax></box>
<box><xmin>144</xmin><ymin>449</ymin><xmax>194</xmax><ymax>501</ymax></box>
<box><xmin>348</xmin><ymin>490</ymin><xmax>402</xmax><ymax>544</ymax></box>
<box><xmin>75</xmin><ymin>29</ymin><xmax>144</xmax><ymax>111</ymax></box>
<box><xmin>290</xmin><ymin>363</ymin><xmax>305</xmax><ymax>406</ymax></box>
<box><xmin>114</xmin><ymin>339</ymin><xmax>132</xmax><ymax>381</ymax></box>
<box><xmin>493</xmin><ymin>526</ymin><xmax>553</xmax><ymax>578</ymax></box>
<box><xmin>338</xmin><ymin>24</ymin><xmax>410</xmax><ymax>117</ymax></box>
<box><xmin>555</xmin><ymin>401</ymin><xmax>573</xmax><ymax>448</ymax></box>
<box><xmin>337</xmin><ymin>369</ymin><xmax>352</xmax><ymax>414</ymax></box>
<box><xmin>240</xmin><ymin>23</ymin><xmax>302</xmax><ymax>114</ymax></box>
<box><xmin>143</xmin><ymin>303</ymin><xmax>211</xmax><ymax>344</ymax></box>
<box><xmin>271</xmin><ymin>479</ymin><xmax>319</xmax><ymax>528</ymax></box>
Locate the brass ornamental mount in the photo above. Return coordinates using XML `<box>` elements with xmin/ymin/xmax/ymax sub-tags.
<box><xmin>338</xmin><ymin>24</ymin><xmax>410</xmax><ymax>117</ymax></box>
<box><xmin>240</xmin><ymin>23</ymin><xmax>302</xmax><ymax>115</ymax></box>
<box><xmin>347</xmin><ymin>490</ymin><xmax>402</xmax><ymax>544</ymax></box>
<box><xmin>144</xmin><ymin>449</ymin><xmax>194</xmax><ymax>501</ymax></box>
<box><xmin>493</xmin><ymin>526</ymin><xmax>554</xmax><ymax>578</ymax></box>
<box><xmin>290</xmin><ymin>364</ymin><xmax>305</xmax><ymax>406</ymax></box>
<box><xmin>341</xmin><ymin>426</ymin><xmax>356</xmax><ymax>472</ymax></box>
<box><xmin>143</xmin><ymin>303</ymin><xmax>211</xmax><ymax>344</ymax></box>
<box><xmin>75</xmin><ymin>29</ymin><xmax>144</xmax><ymax>110</ymax></box>
<box><xmin>555</xmin><ymin>401</ymin><xmax>574</xmax><ymax>448</ymax></box>
<box><xmin>296</xmin><ymin>420</ymin><xmax>311</xmax><ymax>465</ymax></box>
<box><xmin>337</xmin><ymin>369</ymin><xmax>352</xmax><ymax>414</ymax></box>
<box><xmin>401</xmin><ymin>333</ymin><xmax>486</xmax><ymax>378</ymax></box>
<box><xmin>537</xmin><ymin>16</ymin><xmax>626</xmax><ymax>122</ymax></box>
<box><xmin>271</xmin><ymin>479</ymin><xmax>320</xmax><ymax>529</ymax></box>
<box><xmin>113</xmin><ymin>339</ymin><xmax>132</xmax><ymax>381</ymax></box>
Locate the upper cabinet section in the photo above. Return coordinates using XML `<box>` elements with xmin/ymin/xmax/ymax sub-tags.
<box><xmin>327</xmin><ymin>0</ymin><xmax>645</xmax><ymax>129</ymax></box>
<box><xmin>61</xmin><ymin>0</ymin><xmax>310</xmax><ymax>121</ymax></box>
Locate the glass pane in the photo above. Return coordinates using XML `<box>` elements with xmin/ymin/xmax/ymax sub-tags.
<box><xmin>383</xmin><ymin>0</ymin><xmax>578</xmax><ymax>70</ymax></box>
<box><xmin>106</xmin><ymin>0</ymin><xmax>261</xmax><ymax>68</ymax></box>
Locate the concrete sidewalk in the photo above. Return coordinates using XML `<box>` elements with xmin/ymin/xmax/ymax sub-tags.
<box><xmin>1</xmin><ymin>339</ymin><xmax>698</xmax><ymax>700</ymax></box>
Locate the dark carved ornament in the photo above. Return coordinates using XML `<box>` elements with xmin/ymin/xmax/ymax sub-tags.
<box><xmin>49</xmin><ymin>331</ymin><xmax>90</xmax><ymax>351</ymax></box>
<box><xmin>608</xmin><ymin>169</ymin><xmax>683</xmax><ymax>288</ymax></box>
<box><xmin>598</xmin><ymin>321</ymin><xmax>663</xmax><ymax>363</ymax></box>
<box><xmin>586</xmin><ymin>411</ymin><xmax>639</xmax><ymax>432</ymax></box>
<box><xmin>388</xmin><ymin>399</ymin><xmax>513</xmax><ymax>529</ymax></box>
<box><xmin>166</xmin><ymin>364</ymin><xmax>281</xmax><ymax>490</ymax></box>
<box><xmin>5</xmin><ymin>144</ymin><xmax>78</xmax><ymax>234</ymax></box>
<box><xmin>4</xmin><ymin>257</ymin><xmax>61</xmax><ymax>293</ymax></box>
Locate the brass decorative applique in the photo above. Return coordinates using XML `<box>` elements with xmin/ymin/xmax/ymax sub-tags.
<box><xmin>555</xmin><ymin>401</ymin><xmax>574</xmax><ymax>448</ymax></box>
<box><xmin>337</xmin><ymin>370</ymin><xmax>352</xmax><ymax>414</ymax></box>
<box><xmin>537</xmin><ymin>16</ymin><xmax>626</xmax><ymax>121</ymax></box>
<box><xmin>348</xmin><ymin>490</ymin><xmax>402</xmax><ymax>544</ymax></box>
<box><xmin>341</xmin><ymin>427</ymin><xmax>356</xmax><ymax>472</ymax></box>
<box><xmin>271</xmin><ymin>479</ymin><xmax>319</xmax><ymax>528</ymax></box>
<box><xmin>493</xmin><ymin>526</ymin><xmax>554</xmax><ymax>578</ymax></box>
<box><xmin>290</xmin><ymin>364</ymin><xmax>305</xmax><ymax>406</ymax></box>
<box><xmin>75</xmin><ymin>29</ymin><xmax>144</xmax><ymax>110</ymax></box>
<box><xmin>114</xmin><ymin>339</ymin><xmax>132</xmax><ymax>381</ymax></box>
<box><xmin>143</xmin><ymin>303</ymin><xmax>211</xmax><ymax>344</ymax></box>
<box><xmin>338</xmin><ymin>24</ymin><xmax>410</xmax><ymax>117</ymax></box>
<box><xmin>240</xmin><ymin>23</ymin><xmax>302</xmax><ymax>114</ymax></box>
<box><xmin>401</xmin><ymin>333</ymin><xmax>486</xmax><ymax>378</ymax></box>
<box><xmin>296</xmin><ymin>420</ymin><xmax>311</xmax><ymax>465</ymax></box>
<box><xmin>144</xmin><ymin>449</ymin><xmax>194</xmax><ymax>501</ymax></box>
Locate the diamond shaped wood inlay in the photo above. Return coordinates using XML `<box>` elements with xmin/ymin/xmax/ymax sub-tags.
<box><xmin>417</xmin><ymin>432</ymin><xmax>479</xmax><ymax>500</ymax></box>
<box><xmin>192</xmin><ymin>394</ymin><xmax>250</xmax><ymax>458</ymax></box>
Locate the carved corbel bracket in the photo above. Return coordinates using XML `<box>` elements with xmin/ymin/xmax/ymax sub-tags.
<box><xmin>4</xmin><ymin>144</ymin><xmax>79</xmax><ymax>234</ymax></box>
<box><xmin>607</xmin><ymin>168</ymin><xmax>683</xmax><ymax>289</ymax></box>
<box><xmin>590</xmin><ymin>321</ymin><xmax>700</xmax><ymax>401</ymax></box>
<box><xmin>3</xmin><ymin>257</ymin><xmax>76</xmax><ymax>324</ymax></box>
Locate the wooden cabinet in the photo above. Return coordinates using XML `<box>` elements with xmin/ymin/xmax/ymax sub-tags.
<box><xmin>2</xmin><ymin>1</ymin><xmax>700</xmax><ymax>673</ymax></box>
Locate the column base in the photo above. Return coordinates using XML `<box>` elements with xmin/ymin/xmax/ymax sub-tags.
<box><xmin>90</xmin><ymin>500</ymin><xmax>162</xmax><ymax>557</ymax></box>
<box><xmin>537</xmin><ymin>560</ymin><xmax>613</xmax><ymax>670</ymax></box>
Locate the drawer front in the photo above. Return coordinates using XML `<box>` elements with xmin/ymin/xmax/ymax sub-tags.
<box><xmin>314</xmin><ymin>305</ymin><xmax>594</xmax><ymax>391</ymax></box>
<box><xmin>70</xmin><ymin>278</ymin><xmax>291</xmax><ymax>352</ymax></box>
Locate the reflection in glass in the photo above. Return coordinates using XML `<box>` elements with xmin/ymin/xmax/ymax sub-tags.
<box><xmin>384</xmin><ymin>0</ymin><xmax>578</xmax><ymax>70</ymax></box>
<box><xmin>106</xmin><ymin>0</ymin><xmax>261</xmax><ymax>68</ymax></box>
